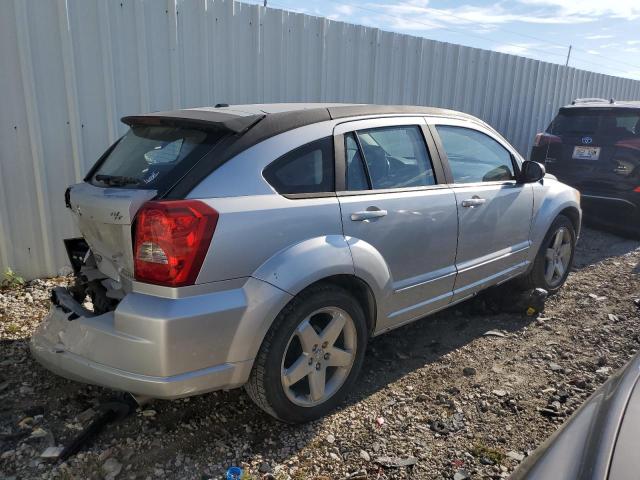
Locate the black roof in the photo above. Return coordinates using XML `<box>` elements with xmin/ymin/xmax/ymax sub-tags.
<box><xmin>120</xmin><ymin>103</ymin><xmax>484</xmax><ymax>199</ymax></box>
<box><xmin>122</xmin><ymin>103</ymin><xmax>480</xmax><ymax>136</ymax></box>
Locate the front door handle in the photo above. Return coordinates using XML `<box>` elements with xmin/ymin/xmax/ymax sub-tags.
<box><xmin>351</xmin><ymin>208</ymin><xmax>388</xmax><ymax>221</ymax></box>
<box><xmin>461</xmin><ymin>197</ymin><xmax>486</xmax><ymax>208</ymax></box>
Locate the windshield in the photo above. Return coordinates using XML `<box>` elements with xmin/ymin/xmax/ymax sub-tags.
<box><xmin>548</xmin><ymin>108</ymin><xmax>640</xmax><ymax>138</ymax></box>
<box><xmin>90</xmin><ymin>125</ymin><xmax>226</xmax><ymax>189</ymax></box>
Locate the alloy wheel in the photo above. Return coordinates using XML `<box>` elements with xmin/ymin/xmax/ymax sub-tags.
<box><xmin>280</xmin><ymin>307</ymin><xmax>357</xmax><ymax>407</ymax></box>
<box><xmin>544</xmin><ymin>226</ymin><xmax>572</xmax><ymax>287</ymax></box>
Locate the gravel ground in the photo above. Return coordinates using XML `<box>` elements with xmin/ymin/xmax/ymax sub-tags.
<box><xmin>1</xmin><ymin>227</ymin><xmax>639</xmax><ymax>480</ymax></box>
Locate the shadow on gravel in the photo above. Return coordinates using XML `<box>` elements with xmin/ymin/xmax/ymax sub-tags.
<box><xmin>573</xmin><ymin>226</ymin><xmax>640</xmax><ymax>270</ymax></box>
<box><xmin>343</xmin><ymin>295</ymin><xmax>537</xmax><ymax>409</ymax></box>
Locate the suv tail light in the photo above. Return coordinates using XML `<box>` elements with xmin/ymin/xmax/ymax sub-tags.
<box><xmin>533</xmin><ymin>133</ymin><xmax>561</xmax><ymax>147</ymax></box>
<box><xmin>134</xmin><ymin>200</ymin><xmax>218</xmax><ymax>287</ymax></box>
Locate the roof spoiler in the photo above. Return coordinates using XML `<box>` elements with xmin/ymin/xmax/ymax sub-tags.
<box><xmin>121</xmin><ymin>110</ymin><xmax>264</xmax><ymax>134</ymax></box>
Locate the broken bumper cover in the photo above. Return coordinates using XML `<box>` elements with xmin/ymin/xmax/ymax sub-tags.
<box><xmin>29</xmin><ymin>278</ymin><xmax>290</xmax><ymax>399</ymax></box>
<box><xmin>30</xmin><ymin>331</ymin><xmax>251</xmax><ymax>399</ymax></box>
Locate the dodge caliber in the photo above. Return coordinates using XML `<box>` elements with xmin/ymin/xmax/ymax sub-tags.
<box><xmin>30</xmin><ymin>104</ymin><xmax>581</xmax><ymax>423</ymax></box>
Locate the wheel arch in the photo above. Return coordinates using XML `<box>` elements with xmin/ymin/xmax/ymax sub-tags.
<box><xmin>297</xmin><ymin>274</ymin><xmax>378</xmax><ymax>335</ymax></box>
<box><xmin>558</xmin><ymin>206</ymin><xmax>581</xmax><ymax>237</ymax></box>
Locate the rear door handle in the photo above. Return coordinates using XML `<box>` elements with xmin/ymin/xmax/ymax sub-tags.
<box><xmin>461</xmin><ymin>197</ymin><xmax>486</xmax><ymax>208</ymax></box>
<box><xmin>351</xmin><ymin>208</ymin><xmax>388</xmax><ymax>221</ymax></box>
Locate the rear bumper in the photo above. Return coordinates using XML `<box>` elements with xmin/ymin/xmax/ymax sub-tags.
<box><xmin>30</xmin><ymin>320</ymin><xmax>252</xmax><ymax>399</ymax></box>
<box><xmin>29</xmin><ymin>277</ymin><xmax>291</xmax><ymax>399</ymax></box>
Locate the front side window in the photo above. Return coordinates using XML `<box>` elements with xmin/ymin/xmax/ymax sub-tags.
<box><xmin>263</xmin><ymin>137</ymin><xmax>334</xmax><ymax>194</ymax></box>
<box><xmin>435</xmin><ymin>126</ymin><xmax>515</xmax><ymax>183</ymax></box>
<box><xmin>345</xmin><ymin>125</ymin><xmax>436</xmax><ymax>190</ymax></box>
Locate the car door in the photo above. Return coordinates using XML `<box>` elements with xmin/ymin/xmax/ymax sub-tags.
<box><xmin>334</xmin><ymin>117</ymin><xmax>458</xmax><ymax>331</ymax></box>
<box><xmin>429</xmin><ymin>119</ymin><xmax>534</xmax><ymax>302</ymax></box>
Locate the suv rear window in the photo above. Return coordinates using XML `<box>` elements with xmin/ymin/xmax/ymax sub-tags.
<box><xmin>90</xmin><ymin>125</ymin><xmax>225</xmax><ymax>189</ymax></box>
<box><xmin>548</xmin><ymin>109</ymin><xmax>640</xmax><ymax>138</ymax></box>
<box><xmin>263</xmin><ymin>137</ymin><xmax>334</xmax><ymax>195</ymax></box>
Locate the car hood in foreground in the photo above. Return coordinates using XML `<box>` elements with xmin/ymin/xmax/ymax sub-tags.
<box><xmin>511</xmin><ymin>352</ymin><xmax>640</xmax><ymax>480</ymax></box>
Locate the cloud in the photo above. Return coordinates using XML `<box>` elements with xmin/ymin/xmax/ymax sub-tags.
<box><xmin>517</xmin><ymin>0</ymin><xmax>640</xmax><ymax>20</ymax></box>
<box><xmin>585</xmin><ymin>34</ymin><xmax>614</xmax><ymax>40</ymax></box>
<box><xmin>627</xmin><ymin>40</ymin><xmax>640</xmax><ymax>45</ymax></box>
<box><xmin>367</xmin><ymin>1</ymin><xmax>594</xmax><ymax>32</ymax></box>
<box><xmin>333</xmin><ymin>5</ymin><xmax>355</xmax><ymax>16</ymax></box>
<box><xmin>494</xmin><ymin>43</ymin><xmax>536</xmax><ymax>55</ymax></box>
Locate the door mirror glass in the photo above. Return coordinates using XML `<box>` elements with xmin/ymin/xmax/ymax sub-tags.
<box><xmin>519</xmin><ymin>160</ymin><xmax>545</xmax><ymax>183</ymax></box>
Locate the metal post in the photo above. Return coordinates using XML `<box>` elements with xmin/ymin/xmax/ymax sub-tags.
<box><xmin>565</xmin><ymin>45</ymin><xmax>572</xmax><ymax>67</ymax></box>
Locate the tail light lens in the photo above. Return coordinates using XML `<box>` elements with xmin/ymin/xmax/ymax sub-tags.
<box><xmin>134</xmin><ymin>200</ymin><xmax>218</xmax><ymax>287</ymax></box>
<box><xmin>634</xmin><ymin>186</ymin><xmax>640</xmax><ymax>193</ymax></box>
<box><xmin>533</xmin><ymin>133</ymin><xmax>561</xmax><ymax>147</ymax></box>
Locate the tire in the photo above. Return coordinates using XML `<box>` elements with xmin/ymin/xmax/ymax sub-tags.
<box><xmin>245</xmin><ymin>284</ymin><xmax>368</xmax><ymax>423</ymax></box>
<box><xmin>520</xmin><ymin>214</ymin><xmax>576</xmax><ymax>294</ymax></box>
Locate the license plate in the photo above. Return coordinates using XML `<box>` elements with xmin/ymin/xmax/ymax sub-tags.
<box><xmin>572</xmin><ymin>146</ymin><xmax>600</xmax><ymax>160</ymax></box>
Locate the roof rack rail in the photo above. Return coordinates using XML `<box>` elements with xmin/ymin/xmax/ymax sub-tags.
<box><xmin>571</xmin><ymin>98</ymin><xmax>613</xmax><ymax>105</ymax></box>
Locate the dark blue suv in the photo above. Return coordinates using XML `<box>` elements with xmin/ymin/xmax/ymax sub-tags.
<box><xmin>531</xmin><ymin>99</ymin><xmax>640</xmax><ymax>237</ymax></box>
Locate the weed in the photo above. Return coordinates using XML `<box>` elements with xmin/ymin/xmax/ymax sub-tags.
<box><xmin>4</xmin><ymin>323</ymin><xmax>20</xmax><ymax>335</ymax></box>
<box><xmin>471</xmin><ymin>443</ymin><xmax>505</xmax><ymax>464</ymax></box>
<box><xmin>1</xmin><ymin>268</ymin><xmax>25</xmax><ymax>289</ymax></box>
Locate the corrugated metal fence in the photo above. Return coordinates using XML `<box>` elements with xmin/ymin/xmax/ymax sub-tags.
<box><xmin>1</xmin><ymin>0</ymin><xmax>640</xmax><ymax>279</ymax></box>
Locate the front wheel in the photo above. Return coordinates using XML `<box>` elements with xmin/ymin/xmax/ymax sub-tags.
<box><xmin>520</xmin><ymin>214</ymin><xmax>576</xmax><ymax>293</ymax></box>
<box><xmin>245</xmin><ymin>284</ymin><xmax>368</xmax><ymax>423</ymax></box>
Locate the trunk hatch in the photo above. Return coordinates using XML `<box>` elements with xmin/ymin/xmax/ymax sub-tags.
<box><xmin>68</xmin><ymin>183</ymin><xmax>156</xmax><ymax>282</ymax></box>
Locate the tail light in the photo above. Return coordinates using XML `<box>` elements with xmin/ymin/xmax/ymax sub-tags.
<box><xmin>533</xmin><ymin>133</ymin><xmax>561</xmax><ymax>147</ymax></box>
<box><xmin>634</xmin><ymin>186</ymin><xmax>640</xmax><ymax>193</ymax></box>
<box><xmin>134</xmin><ymin>200</ymin><xmax>218</xmax><ymax>287</ymax></box>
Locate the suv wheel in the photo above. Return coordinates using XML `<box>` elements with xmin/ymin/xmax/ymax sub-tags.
<box><xmin>521</xmin><ymin>214</ymin><xmax>576</xmax><ymax>293</ymax></box>
<box><xmin>245</xmin><ymin>284</ymin><xmax>368</xmax><ymax>423</ymax></box>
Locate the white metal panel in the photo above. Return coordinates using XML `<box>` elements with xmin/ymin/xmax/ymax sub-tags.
<box><xmin>1</xmin><ymin>0</ymin><xmax>640</xmax><ymax>278</ymax></box>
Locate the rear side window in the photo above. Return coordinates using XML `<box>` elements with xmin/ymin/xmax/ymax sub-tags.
<box><xmin>345</xmin><ymin>125</ymin><xmax>436</xmax><ymax>190</ymax></box>
<box><xmin>263</xmin><ymin>137</ymin><xmax>334</xmax><ymax>195</ymax></box>
<box><xmin>436</xmin><ymin>126</ymin><xmax>514</xmax><ymax>183</ymax></box>
<box><xmin>91</xmin><ymin>125</ymin><xmax>224</xmax><ymax>189</ymax></box>
<box><xmin>548</xmin><ymin>109</ymin><xmax>640</xmax><ymax>137</ymax></box>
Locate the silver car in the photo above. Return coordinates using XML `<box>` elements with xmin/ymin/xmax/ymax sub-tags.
<box><xmin>30</xmin><ymin>104</ymin><xmax>581</xmax><ymax>423</ymax></box>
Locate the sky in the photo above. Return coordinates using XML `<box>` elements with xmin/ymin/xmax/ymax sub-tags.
<box><xmin>244</xmin><ymin>0</ymin><xmax>640</xmax><ymax>80</ymax></box>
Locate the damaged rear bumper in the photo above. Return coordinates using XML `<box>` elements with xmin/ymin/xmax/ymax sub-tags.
<box><xmin>29</xmin><ymin>278</ymin><xmax>290</xmax><ymax>399</ymax></box>
<box><xmin>30</xmin><ymin>325</ymin><xmax>250</xmax><ymax>399</ymax></box>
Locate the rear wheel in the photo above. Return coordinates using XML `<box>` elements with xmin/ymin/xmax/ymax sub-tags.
<box><xmin>245</xmin><ymin>284</ymin><xmax>368</xmax><ymax>423</ymax></box>
<box><xmin>520</xmin><ymin>215</ymin><xmax>576</xmax><ymax>293</ymax></box>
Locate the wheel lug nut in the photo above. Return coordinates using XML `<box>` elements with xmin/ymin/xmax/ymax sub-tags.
<box><xmin>322</xmin><ymin>341</ymin><xmax>328</xmax><ymax>348</ymax></box>
<box><xmin>324</xmin><ymin>353</ymin><xmax>330</xmax><ymax>360</ymax></box>
<box><xmin>308</xmin><ymin>359</ymin><xmax>313</xmax><ymax>365</ymax></box>
<box><xmin>316</xmin><ymin>362</ymin><xmax>321</xmax><ymax>370</ymax></box>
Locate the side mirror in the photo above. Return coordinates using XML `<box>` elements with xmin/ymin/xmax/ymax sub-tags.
<box><xmin>518</xmin><ymin>160</ymin><xmax>545</xmax><ymax>183</ymax></box>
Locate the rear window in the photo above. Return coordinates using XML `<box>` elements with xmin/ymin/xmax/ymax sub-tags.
<box><xmin>263</xmin><ymin>137</ymin><xmax>334</xmax><ymax>195</ymax></box>
<box><xmin>548</xmin><ymin>109</ymin><xmax>640</xmax><ymax>138</ymax></box>
<box><xmin>90</xmin><ymin>125</ymin><xmax>226</xmax><ymax>189</ymax></box>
